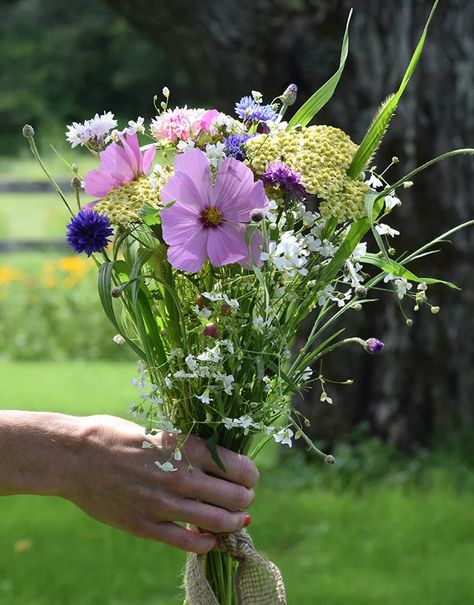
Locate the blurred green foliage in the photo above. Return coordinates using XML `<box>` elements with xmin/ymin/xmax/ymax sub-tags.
<box><xmin>0</xmin><ymin>252</ymin><xmax>132</xmax><ymax>361</ymax></box>
<box><xmin>0</xmin><ymin>0</ymin><xmax>195</xmax><ymax>155</ymax></box>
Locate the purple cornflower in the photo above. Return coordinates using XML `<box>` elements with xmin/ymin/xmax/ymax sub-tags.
<box><xmin>261</xmin><ymin>161</ymin><xmax>307</xmax><ymax>197</ymax></box>
<box><xmin>364</xmin><ymin>338</ymin><xmax>385</xmax><ymax>354</ymax></box>
<box><xmin>224</xmin><ymin>133</ymin><xmax>254</xmax><ymax>161</ymax></box>
<box><xmin>235</xmin><ymin>96</ymin><xmax>278</xmax><ymax>122</ymax></box>
<box><xmin>66</xmin><ymin>209</ymin><xmax>113</xmax><ymax>256</ymax></box>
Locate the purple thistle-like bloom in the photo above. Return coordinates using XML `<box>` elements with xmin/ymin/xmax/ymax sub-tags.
<box><xmin>66</xmin><ymin>209</ymin><xmax>113</xmax><ymax>256</ymax></box>
<box><xmin>224</xmin><ymin>133</ymin><xmax>254</xmax><ymax>161</ymax></box>
<box><xmin>364</xmin><ymin>338</ymin><xmax>385</xmax><ymax>354</ymax></box>
<box><xmin>160</xmin><ymin>149</ymin><xmax>268</xmax><ymax>273</ymax></box>
<box><xmin>235</xmin><ymin>96</ymin><xmax>278</xmax><ymax>122</ymax></box>
<box><xmin>261</xmin><ymin>161</ymin><xmax>307</xmax><ymax>198</ymax></box>
<box><xmin>281</xmin><ymin>83</ymin><xmax>298</xmax><ymax>106</ymax></box>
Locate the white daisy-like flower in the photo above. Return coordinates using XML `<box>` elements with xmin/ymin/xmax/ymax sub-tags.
<box><xmin>196</xmin><ymin>390</ymin><xmax>213</xmax><ymax>405</ymax></box>
<box><xmin>394</xmin><ymin>277</ymin><xmax>412</xmax><ymax>299</ymax></box>
<box><xmin>125</xmin><ymin>117</ymin><xmax>145</xmax><ymax>135</ymax></box>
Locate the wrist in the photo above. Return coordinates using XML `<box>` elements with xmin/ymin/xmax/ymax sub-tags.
<box><xmin>0</xmin><ymin>411</ymin><xmax>88</xmax><ymax>497</ymax></box>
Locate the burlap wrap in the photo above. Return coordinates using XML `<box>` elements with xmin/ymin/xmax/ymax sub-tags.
<box><xmin>184</xmin><ymin>529</ymin><xmax>287</xmax><ymax>605</ymax></box>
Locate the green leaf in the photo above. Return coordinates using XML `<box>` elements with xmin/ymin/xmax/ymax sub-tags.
<box><xmin>348</xmin><ymin>0</ymin><xmax>439</xmax><ymax>178</ymax></box>
<box><xmin>139</xmin><ymin>203</ymin><xmax>162</xmax><ymax>226</ymax></box>
<box><xmin>287</xmin><ymin>10</ymin><xmax>352</xmax><ymax>128</ymax></box>
<box><xmin>206</xmin><ymin>433</ymin><xmax>227</xmax><ymax>473</ymax></box>
<box><xmin>360</xmin><ymin>253</ymin><xmax>460</xmax><ymax>289</ymax></box>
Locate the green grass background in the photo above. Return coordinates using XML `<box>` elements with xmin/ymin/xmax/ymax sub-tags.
<box><xmin>0</xmin><ymin>361</ymin><xmax>473</xmax><ymax>605</ymax></box>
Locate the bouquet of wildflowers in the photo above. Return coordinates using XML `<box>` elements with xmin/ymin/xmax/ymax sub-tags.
<box><xmin>24</xmin><ymin>2</ymin><xmax>473</xmax><ymax>603</ymax></box>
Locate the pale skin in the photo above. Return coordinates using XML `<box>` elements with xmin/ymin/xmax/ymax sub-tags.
<box><xmin>0</xmin><ymin>411</ymin><xmax>259</xmax><ymax>553</ymax></box>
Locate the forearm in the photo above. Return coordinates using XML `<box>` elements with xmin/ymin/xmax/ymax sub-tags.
<box><xmin>0</xmin><ymin>410</ymin><xmax>83</xmax><ymax>497</ymax></box>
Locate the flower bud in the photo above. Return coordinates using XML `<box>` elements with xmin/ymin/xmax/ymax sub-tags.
<box><xmin>388</xmin><ymin>247</ymin><xmax>396</xmax><ymax>256</ymax></box>
<box><xmin>71</xmin><ymin>176</ymin><xmax>82</xmax><ymax>190</ymax></box>
<box><xmin>71</xmin><ymin>163</ymin><xmax>79</xmax><ymax>174</ymax></box>
<box><xmin>113</xmin><ymin>334</ymin><xmax>125</xmax><ymax>345</ymax></box>
<box><xmin>406</xmin><ymin>319</ymin><xmax>413</xmax><ymax>326</ymax></box>
<box><xmin>431</xmin><ymin>306</ymin><xmax>440</xmax><ymax>314</ymax></box>
<box><xmin>203</xmin><ymin>323</ymin><xmax>220</xmax><ymax>339</ymax></box>
<box><xmin>22</xmin><ymin>124</ymin><xmax>35</xmax><ymax>138</ymax></box>
<box><xmin>364</xmin><ymin>337</ymin><xmax>384</xmax><ymax>354</ymax></box>
<box><xmin>353</xmin><ymin>303</ymin><xmax>362</xmax><ymax>312</ymax></box>
<box><xmin>162</xmin><ymin>86</ymin><xmax>170</xmax><ymax>98</ymax></box>
<box><xmin>195</xmin><ymin>295</ymin><xmax>205</xmax><ymax>309</ymax></box>
<box><xmin>220</xmin><ymin>303</ymin><xmax>232</xmax><ymax>316</ymax></box>
<box><xmin>355</xmin><ymin>286</ymin><xmax>367</xmax><ymax>298</ymax></box>
<box><xmin>403</xmin><ymin>181</ymin><xmax>414</xmax><ymax>189</ymax></box>
<box><xmin>391</xmin><ymin>156</ymin><xmax>399</xmax><ymax>164</ymax></box>
<box><xmin>324</xmin><ymin>455</ymin><xmax>336</xmax><ymax>465</ymax></box>
<box><xmin>111</xmin><ymin>287</ymin><xmax>122</xmax><ymax>298</ymax></box>
<box><xmin>250</xmin><ymin>208</ymin><xmax>264</xmax><ymax>222</ymax></box>
<box><xmin>282</xmin><ymin>83</ymin><xmax>298</xmax><ymax>106</ymax></box>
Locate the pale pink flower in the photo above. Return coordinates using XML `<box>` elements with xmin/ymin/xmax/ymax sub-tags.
<box><xmin>161</xmin><ymin>149</ymin><xmax>268</xmax><ymax>272</ymax></box>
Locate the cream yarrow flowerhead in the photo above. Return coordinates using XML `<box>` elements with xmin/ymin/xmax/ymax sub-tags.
<box><xmin>246</xmin><ymin>125</ymin><xmax>368</xmax><ymax>221</ymax></box>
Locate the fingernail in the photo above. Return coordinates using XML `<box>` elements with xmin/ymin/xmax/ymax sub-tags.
<box><xmin>243</xmin><ymin>513</ymin><xmax>251</xmax><ymax>527</ymax></box>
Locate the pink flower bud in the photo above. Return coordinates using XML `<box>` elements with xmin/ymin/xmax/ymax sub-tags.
<box><xmin>203</xmin><ymin>323</ymin><xmax>220</xmax><ymax>339</ymax></box>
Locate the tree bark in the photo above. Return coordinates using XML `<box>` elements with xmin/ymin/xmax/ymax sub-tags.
<box><xmin>104</xmin><ymin>0</ymin><xmax>474</xmax><ymax>450</ymax></box>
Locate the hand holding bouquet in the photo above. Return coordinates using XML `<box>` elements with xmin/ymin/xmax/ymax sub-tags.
<box><xmin>24</xmin><ymin>2</ymin><xmax>473</xmax><ymax>603</ymax></box>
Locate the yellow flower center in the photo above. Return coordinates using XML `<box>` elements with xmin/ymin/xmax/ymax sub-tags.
<box><xmin>201</xmin><ymin>207</ymin><xmax>223</xmax><ymax>228</ymax></box>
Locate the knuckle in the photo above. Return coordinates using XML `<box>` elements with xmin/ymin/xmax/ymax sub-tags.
<box><xmin>235</xmin><ymin>456</ymin><xmax>259</xmax><ymax>487</ymax></box>
<box><xmin>179</xmin><ymin>531</ymin><xmax>200</xmax><ymax>553</ymax></box>
<box><xmin>209</xmin><ymin>509</ymin><xmax>232</xmax><ymax>533</ymax></box>
<box><xmin>229</xmin><ymin>486</ymin><xmax>253</xmax><ymax>511</ymax></box>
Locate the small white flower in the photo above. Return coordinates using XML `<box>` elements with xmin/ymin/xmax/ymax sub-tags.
<box><xmin>162</xmin><ymin>86</ymin><xmax>170</xmax><ymax>97</ymax></box>
<box><xmin>176</xmin><ymin>139</ymin><xmax>196</xmax><ymax>153</ymax></box>
<box><xmin>384</xmin><ymin>194</ymin><xmax>402</xmax><ymax>210</ymax></box>
<box><xmin>316</xmin><ymin>284</ymin><xmax>335</xmax><ymax>307</ymax></box>
<box><xmin>155</xmin><ymin>461</ymin><xmax>177</xmax><ymax>472</ymax></box>
<box><xmin>173</xmin><ymin>370</ymin><xmax>197</xmax><ymax>379</ymax></box>
<box><xmin>222</xmin><ymin>374</ymin><xmax>235</xmax><ymax>395</ymax></box>
<box><xmin>301</xmin><ymin>367</ymin><xmax>313</xmax><ymax>382</ymax></box>
<box><xmin>320</xmin><ymin>392</ymin><xmax>333</xmax><ymax>404</ymax></box>
<box><xmin>196</xmin><ymin>390</ymin><xmax>213</xmax><ymax>405</ymax></box>
<box><xmin>375</xmin><ymin>223</ymin><xmax>400</xmax><ymax>237</ymax></box>
<box><xmin>205</xmin><ymin>142</ymin><xmax>226</xmax><ymax>169</ymax></box>
<box><xmin>273</xmin><ymin>428</ymin><xmax>294</xmax><ymax>447</ymax></box>
<box><xmin>253</xmin><ymin>315</ymin><xmax>266</xmax><ymax>332</ymax></box>
<box><xmin>113</xmin><ymin>334</ymin><xmax>125</xmax><ymax>345</ymax></box>
<box><xmin>221</xmin><ymin>339</ymin><xmax>234</xmax><ymax>354</ymax></box>
<box><xmin>394</xmin><ymin>277</ymin><xmax>412</xmax><ymax>299</ymax></box>
<box><xmin>185</xmin><ymin>354</ymin><xmax>198</xmax><ymax>372</ymax></box>
<box><xmin>352</xmin><ymin>242</ymin><xmax>368</xmax><ymax>261</ymax></box>
<box><xmin>164</xmin><ymin>375</ymin><xmax>173</xmax><ymax>389</ymax></box>
<box><xmin>125</xmin><ymin>117</ymin><xmax>145</xmax><ymax>135</ymax></box>
<box><xmin>222</xmin><ymin>294</ymin><xmax>239</xmax><ymax>309</ymax></box>
<box><xmin>366</xmin><ymin>173</ymin><xmax>383</xmax><ymax>189</ymax></box>
<box><xmin>173</xmin><ymin>449</ymin><xmax>182</xmax><ymax>461</ymax></box>
<box><xmin>251</xmin><ymin>90</ymin><xmax>263</xmax><ymax>103</ymax></box>
<box><xmin>142</xmin><ymin>440</ymin><xmax>155</xmax><ymax>449</ymax></box>
<box><xmin>195</xmin><ymin>305</ymin><xmax>212</xmax><ymax>319</ymax></box>
<box><xmin>202</xmin><ymin>291</ymin><xmax>224</xmax><ymax>302</ymax></box>
<box><xmin>223</xmin><ymin>418</ymin><xmax>235</xmax><ymax>430</ymax></box>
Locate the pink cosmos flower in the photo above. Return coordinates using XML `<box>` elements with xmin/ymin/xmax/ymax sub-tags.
<box><xmin>199</xmin><ymin>109</ymin><xmax>221</xmax><ymax>133</ymax></box>
<box><xmin>160</xmin><ymin>149</ymin><xmax>268</xmax><ymax>273</ymax></box>
<box><xmin>83</xmin><ymin>133</ymin><xmax>156</xmax><ymax>198</ymax></box>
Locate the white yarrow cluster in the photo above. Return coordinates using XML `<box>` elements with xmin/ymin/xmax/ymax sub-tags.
<box><xmin>66</xmin><ymin>111</ymin><xmax>117</xmax><ymax>148</ymax></box>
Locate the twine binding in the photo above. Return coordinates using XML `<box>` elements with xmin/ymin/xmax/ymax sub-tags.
<box><xmin>185</xmin><ymin>529</ymin><xmax>287</xmax><ymax>605</ymax></box>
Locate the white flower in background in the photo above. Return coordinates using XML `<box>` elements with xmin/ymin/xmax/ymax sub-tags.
<box><xmin>211</xmin><ymin>114</ymin><xmax>244</xmax><ymax>135</ymax></box>
<box><xmin>125</xmin><ymin>117</ymin><xmax>145</xmax><ymax>135</ymax></box>
<box><xmin>221</xmin><ymin>339</ymin><xmax>234</xmax><ymax>354</ymax></box>
<box><xmin>332</xmin><ymin>289</ymin><xmax>352</xmax><ymax>308</ymax></box>
<box><xmin>352</xmin><ymin>242</ymin><xmax>367</xmax><ymax>261</ymax></box>
<box><xmin>176</xmin><ymin>139</ymin><xmax>196</xmax><ymax>153</ymax></box>
<box><xmin>66</xmin><ymin>122</ymin><xmax>89</xmax><ymax>148</ymax></box>
<box><xmin>253</xmin><ymin>315</ymin><xmax>266</xmax><ymax>332</ymax></box>
<box><xmin>205</xmin><ymin>142</ymin><xmax>226</xmax><ymax>168</ymax></box>
<box><xmin>155</xmin><ymin>461</ymin><xmax>177</xmax><ymax>472</ymax></box>
<box><xmin>202</xmin><ymin>291</ymin><xmax>223</xmax><ymax>302</ymax></box>
<box><xmin>261</xmin><ymin>231</ymin><xmax>308</xmax><ymax>276</ymax></box>
<box><xmin>273</xmin><ymin>428</ymin><xmax>294</xmax><ymax>447</ymax></box>
<box><xmin>222</xmin><ymin>374</ymin><xmax>235</xmax><ymax>395</ymax></box>
<box><xmin>223</xmin><ymin>418</ymin><xmax>235</xmax><ymax>430</ymax></box>
<box><xmin>155</xmin><ymin>416</ymin><xmax>179</xmax><ymax>433</ymax></box>
<box><xmin>251</xmin><ymin>90</ymin><xmax>263</xmax><ymax>103</ymax></box>
<box><xmin>394</xmin><ymin>277</ymin><xmax>412</xmax><ymax>299</ymax></box>
<box><xmin>384</xmin><ymin>193</ymin><xmax>402</xmax><ymax>210</ymax></box>
<box><xmin>197</xmin><ymin>345</ymin><xmax>221</xmax><ymax>363</ymax></box>
<box><xmin>366</xmin><ymin>173</ymin><xmax>383</xmax><ymax>189</ymax></box>
<box><xmin>67</xmin><ymin>112</ymin><xmax>117</xmax><ymax>147</ymax></box>
<box><xmin>185</xmin><ymin>354</ymin><xmax>198</xmax><ymax>372</ymax></box>
<box><xmin>316</xmin><ymin>284</ymin><xmax>335</xmax><ymax>306</ymax></box>
<box><xmin>376</xmin><ymin>223</ymin><xmax>400</xmax><ymax>237</ymax></box>
<box><xmin>113</xmin><ymin>334</ymin><xmax>125</xmax><ymax>345</ymax></box>
<box><xmin>164</xmin><ymin>375</ymin><xmax>173</xmax><ymax>389</ymax></box>
<box><xmin>306</xmin><ymin>235</ymin><xmax>337</xmax><ymax>257</ymax></box>
<box><xmin>194</xmin><ymin>305</ymin><xmax>212</xmax><ymax>319</ymax></box>
<box><xmin>223</xmin><ymin>294</ymin><xmax>239</xmax><ymax>309</ymax></box>
<box><xmin>320</xmin><ymin>392</ymin><xmax>333</xmax><ymax>404</ymax></box>
<box><xmin>196</xmin><ymin>390</ymin><xmax>213</xmax><ymax>405</ymax></box>
<box><xmin>142</xmin><ymin>440</ymin><xmax>155</xmax><ymax>449</ymax></box>
<box><xmin>173</xmin><ymin>370</ymin><xmax>197</xmax><ymax>379</ymax></box>
<box><xmin>301</xmin><ymin>367</ymin><xmax>313</xmax><ymax>382</ymax></box>
<box><xmin>263</xmin><ymin>200</ymin><xmax>278</xmax><ymax>223</ymax></box>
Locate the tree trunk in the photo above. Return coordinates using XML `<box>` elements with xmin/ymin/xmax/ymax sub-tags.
<box><xmin>104</xmin><ymin>0</ymin><xmax>474</xmax><ymax>451</ymax></box>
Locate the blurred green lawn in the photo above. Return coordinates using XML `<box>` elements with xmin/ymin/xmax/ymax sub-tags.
<box><xmin>0</xmin><ymin>361</ymin><xmax>473</xmax><ymax>605</ymax></box>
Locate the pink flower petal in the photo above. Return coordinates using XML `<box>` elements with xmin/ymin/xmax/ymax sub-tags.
<box><xmin>142</xmin><ymin>145</ymin><xmax>156</xmax><ymax>174</ymax></box>
<box><xmin>174</xmin><ymin>149</ymin><xmax>212</xmax><ymax>204</ymax></box>
<box><xmin>167</xmin><ymin>228</ymin><xmax>208</xmax><ymax>273</ymax></box>
<box><xmin>199</xmin><ymin>109</ymin><xmax>221</xmax><ymax>132</ymax></box>
<box><xmin>83</xmin><ymin>168</ymin><xmax>117</xmax><ymax>197</ymax></box>
<box><xmin>207</xmin><ymin>221</ymin><xmax>248</xmax><ymax>267</ymax></box>
<box><xmin>118</xmin><ymin>133</ymin><xmax>141</xmax><ymax>174</ymax></box>
<box><xmin>160</xmin><ymin>172</ymin><xmax>208</xmax><ymax>211</ymax></box>
<box><xmin>161</xmin><ymin>201</ymin><xmax>201</xmax><ymax>246</ymax></box>
<box><xmin>212</xmin><ymin>158</ymin><xmax>268</xmax><ymax>219</ymax></box>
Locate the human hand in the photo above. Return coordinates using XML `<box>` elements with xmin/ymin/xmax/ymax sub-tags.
<box><xmin>63</xmin><ymin>414</ymin><xmax>259</xmax><ymax>553</ymax></box>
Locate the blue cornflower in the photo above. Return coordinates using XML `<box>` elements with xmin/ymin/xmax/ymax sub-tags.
<box><xmin>235</xmin><ymin>96</ymin><xmax>278</xmax><ymax>122</ymax></box>
<box><xmin>364</xmin><ymin>338</ymin><xmax>385</xmax><ymax>354</ymax></box>
<box><xmin>66</xmin><ymin>209</ymin><xmax>113</xmax><ymax>256</ymax></box>
<box><xmin>224</xmin><ymin>133</ymin><xmax>254</xmax><ymax>161</ymax></box>
<box><xmin>261</xmin><ymin>161</ymin><xmax>307</xmax><ymax>198</ymax></box>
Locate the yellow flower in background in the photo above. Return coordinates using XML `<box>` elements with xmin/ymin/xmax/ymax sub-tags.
<box><xmin>0</xmin><ymin>266</ymin><xmax>23</xmax><ymax>286</ymax></box>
